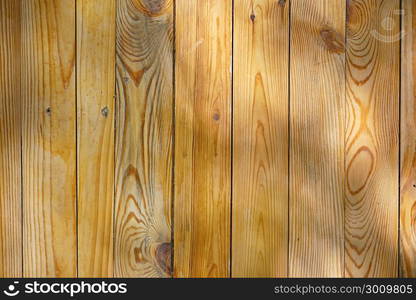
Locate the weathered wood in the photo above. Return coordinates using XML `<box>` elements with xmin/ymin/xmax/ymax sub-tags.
<box><xmin>289</xmin><ymin>0</ymin><xmax>345</xmax><ymax>277</ymax></box>
<box><xmin>174</xmin><ymin>0</ymin><xmax>232</xmax><ymax>277</ymax></box>
<box><xmin>345</xmin><ymin>0</ymin><xmax>399</xmax><ymax>278</ymax></box>
<box><xmin>22</xmin><ymin>0</ymin><xmax>77</xmax><ymax>277</ymax></box>
<box><xmin>77</xmin><ymin>0</ymin><xmax>116</xmax><ymax>277</ymax></box>
<box><xmin>115</xmin><ymin>0</ymin><xmax>173</xmax><ymax>277</ymax></box>
<box><xmin>232</xmin><ymin>0</ymin><xmax>289</xmax><ymax>277</ymax></box>
<box><xmin>400</xmin><ymin>0</ymin><xmax>415</xmax><ymax>278</ymax></box>
<box><xmin>0</xmin><ymin>0</ymin><xmax>22</xmax><ymax>277</ymax></box>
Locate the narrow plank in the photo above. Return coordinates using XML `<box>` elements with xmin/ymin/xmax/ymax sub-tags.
<box><xmin>400</xmin><ymin>0</ymin><xmax>415</xmax><ymax>277</ymax></box>
<box><xmin>345</xmin><ymin>0</ymin><xmax>399</xmax><ymax>277</ymax></box>
<box><xmin>0</xmin><ymin>0</ymin><xmax>22</xmax><ymax>277</ymax></box>
<box><xmin>77</xmin><ymin>0</ymin><xmax>116</xmax><ymax>277</ymax></box>
<box><xmin>232</xmin><ymin>0</ymin><xmax>289</xmax><ymax>277</ymax></box>
<box><xmin>114</xmin><ymin>0</ymin><xmax>173</xmax><ymax>277</ymax></box>
<box><xmin>21</xmin><ymin>0</ymin><xmax>76</xmax><ymax>277</ymax></box>
<box><xmin>174</xmin><ymin>0</ymin><xmax>232</xmax><ymax>277</ymax></box>
<box><xmin>289</xmin><ymin>0</ymin><xmax>345</xmax><ymax>277</ymax></box>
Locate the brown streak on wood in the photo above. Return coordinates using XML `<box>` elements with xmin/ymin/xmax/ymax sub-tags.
<box><xmin>400</xmin><ymin>0</ymin><xmax>416</xmax><ymax>278</ymax></box>
<box><xmin>77</xmin><ymin>0</ymin><xmax>116</xmax><ymax>277</ymax></box>
<box><xmin>131</xmin><ymin>0</ymin><xmax>172</xmax><ymax>17</ymax></box>
<box><xmin>155</xmin><ymin>242</ymin><xmax>172</xmax><ymax>275</ymax></box>
<box><xmin>345</xmin><ymin>0</ymin><xmax>399</xmax><ymax>277</ymax></box>
<box><xmin>22</xmin><ymin>0</ymin><xmax>77</xmax><ymax>277</ymax></box>
<box><xmin>174</xmin><ymin>0</ymin><xmax>232</xmax><ymax>278</ymax></box>
<box><xmin>320</xmin><ymin>25</ymin><xmax>345</xmax><ymax>54</ymax></box>
<box><xmin>232</xmin><ymin>0</ymin><xmax>289</xmax><ymax>277</ymax></box>
<box><xmin>115</xmin><ymin>0</ymin><xmax>173</xmax><ymax>278</ymax></box>
<box><xmin>0</xmin><ymin>0</ymin><xmax>22</xmax><ymax>277</ymax></box>
<box><xmin>346</xmin><ymin>146</ymin><xmax>375</xmax><ymax>195</ymax></box>
<box><xmin>289</xmin><ymin>0</ymin><xmax>345</xmax><ymax>277</ymax></box>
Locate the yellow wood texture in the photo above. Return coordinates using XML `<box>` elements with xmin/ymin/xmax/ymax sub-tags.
<box><xmin>0</xmin><ymin>0</ymin><xmax>409</xmax><ymax>279</ymax></box>
<box><xmin>0</xmin><ymin>0</ymin><xmax>22</xmax><ymax>277</ymax></box>
<box><xmin>115</xmin><ymin>0</ymin><xmax>173</xmax><ymax>277</ymax></box>
<box><xmin>345</xmin><ymin>0</ymin><xmax>399</xmax><ymax>277</ymax></box>
<box><xmin>21</xmin><ymin>0</ymin><xmax>76</xmax><ymax>277</ymax></box>
<box><xmin>400</xmin><ymin>0</ymin><xmax>415</xmax><ymax>277</ymax></box>
<box><xmin>77</xmin><ymin>0</ymin><xmax>116</xmax><ymax>277</ymax></box>
<box><xmin>232</xmin><ymin>0</ymin><xmax>289</xmax><ymax>277</ymax></box>
<box><xmin>289</xmin><ymin>0</ymin><xmax>345</xmax><ymax>277</ymax></box>
<box><xmin>174</xmin><ymin>0</ymin><xmax>232</xmax><ymax>277</ymax></box>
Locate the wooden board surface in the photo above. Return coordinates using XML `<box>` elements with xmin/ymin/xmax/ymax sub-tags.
<box><xmin>232</xmin><ymin>0</ymin><xmax>289</xmax><ymax>277</ymax></box>
<box><xmin>174</xmin><ymin>0</ymin><xmax>232</xmax><ymax>277</ymax></box>
<box><xmin>21</xmin><ymin>0</ymin><xmax>76</xmax><ymax>277</ymax></box>
<box><xmin>0</xmin><ymin>0</ymin><xmax>409</xmax><ymax>278</ymax></box>
<box><xmin>77</xmin><ymin>0</ymin><xmax>116</xmax><ymax>277</ymax></box>
<box><xmin>400</xmin><ymin>0</ymin><xmax>416</xmax><ymax>278</ymax></box>
<box><xmin>289</xmin><ymin>0</ymin><xmax>346</xmax><ymax>277</ymax></box>
<box><xmin>0</xmin><ymin>0</ymin><xmax>22</xmax><ymax>277</ymax></box>
<box><xmin>114</xmin><ymin>0</ymin><xmax>173</xmax><ymax>278</ymax></box>
<box><xmin>345</xmin><ymin>0</ymin><xmax>399</xmax><ymax>277</ymax></box>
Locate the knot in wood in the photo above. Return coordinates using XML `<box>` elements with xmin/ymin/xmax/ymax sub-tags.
<box><xmin>101</xmin><ymin>106</ymin><xmax>109</xmax><ymax>118</ymax></box>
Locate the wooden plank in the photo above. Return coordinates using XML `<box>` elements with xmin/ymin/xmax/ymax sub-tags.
<box><xmin>174</xmin><ymin>0</ymin><xmax>232</xmax><ymax>277</ymax></box>
<box><xmin>0</xmin><ymin>0</ymin><xmax>22</xmax><ymax>277</ymax></box>
<box><xmin>114</xmin><ymin>0</ymin><xmax>173</xmax><ymax>277</ymax></box>
<box><xmin>77</xmin><ymin>0</ymin><xmax>116</xmax><ymax>277</ymax></box>
<box><xmin>232</xmin><ymin>0</ymin><xmax>289</xmax><ymax>277</ymax></box>
<box><xmin>345</xmin><ymin>0</ymin><xmax>399</xmax><ymax>277</ymax></box>
<box><xmin>289</xmin><ymin>0</ymin><xmax>345</xmax><ymax>277</ymax></box>
<box><xmin>400</xmin><ymin>0</ymin><xmax>415</xmax><ymax>277</ymax></box>
<box><xmin>21</xmin><ymin>0</ymin><xmax>76</xmax><ymax>277</ymax></box>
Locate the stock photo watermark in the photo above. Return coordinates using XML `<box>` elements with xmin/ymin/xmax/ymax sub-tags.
<box><xmin>370</xmin><ymin>9</ymin><xmax>405</xmax><ymax>43</ymax></box>
<box><xmin>2</xmin><ymin>281</ymin><xmax>127</xmax><ymax>297</ymax></box>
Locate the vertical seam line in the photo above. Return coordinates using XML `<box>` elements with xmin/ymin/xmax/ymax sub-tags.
<box><xmin>230</xmin><ymin>0</ymin><xmax>234</xmax><ymax>279</ymax></box>
<box><xmin>171</xmin><ymin>0</ymin><xmax>176</xmax><ymax>279</ymax></box>
<box><xmin>344</xmin><ymin>0</ymin><xmax>348</xmax><ymax>279</ymax></box>
<box><xmin>398</xmin><ymin>0</ymin><xmax>403</xmax><ymax>277</ymax></box>
<box><xmin>75</xmin><ymin>0</ymin><xmax>79</xmax><ymax>279</ymax></box>
<box><xmin>112</xmin><ymin>0</ymin><xmax>117</xmax><ymax>278</ymax></box>
<box><xmin>287</xmin><ymin>0</ymin><xmax>292</xmax><ymax>278</ymax></box>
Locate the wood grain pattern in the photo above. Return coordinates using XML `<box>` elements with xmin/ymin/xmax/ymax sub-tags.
<box><xmin>0</xmin><ymin>0</ymin><xmax>410</xmax><ymax>279</ymax></box>
<box><xmin>115</xmin><ymin>0</ymin><xmax>173</xmax><ymax>277</ymax></box>
<box><xmin>345</xmin><ymin>0</ymin><xmax>399</xmax><ymax>277</ymax></box>
<box><xmin>77</xmin><ymin>0</ymin><xmax>116</xmax><ymax>277</ymax></box>
<box><xmin>232</xmin><ymin>0</ymin><xmax>289</xmax><ymax>277</ymax></box>
<box><xmin>289</xmin><ymin>0</ymin><xmax>345</xmax><ymax>277</ymax></box>
<box><xmin>174</xmin><ymin>0</ymin><xmax>232</xmax><ymax>277</ymax></box>
<box><xmin>21</xmin><ymin>0</ymin><xmax>76</xmax><ymax>277</ymax></box>
<box><xmin>400</xmin><ymin>0</ymin><xmax>415</xmax><ymax>277</ymax></box>
<box><xmin>0</xmin><ymin>0</ymin><xmax>22</xmax><ymax>277</ymax></box>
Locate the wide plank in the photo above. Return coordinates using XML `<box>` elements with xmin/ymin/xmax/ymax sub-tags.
<box><xmin>232</xmin><ymin>0</ymin><xmax>289</xmax><ymax>277</ymax></box>
<box><xmin>345</xmin><ymin>0</ymin><xmax>399</xmax><ymax>277</ymax></box>
<box><xmin>289</xmin><ymin>0</ymin><xmax>345</xmax><ymax>277</ymax></box>
<box><xmin>114</xmin><ymin>0</ymin><xmax>173</xmax><ymax>277</ymax></box>
<box><xmin>174</xmin><ymin>0</ymin><xmax>232</xmax><ymax>277</ymax></box>
<box><xmin>21</xmin><ymin>0</ymin><xmax>76</xmax><ymax>277</ymax></box>
<box><xmin>400</xmin><ymin>0</ymin><xmax>415</xmax><ymax>277</ymax></box>
<box><xmin>77</xmin><ymin>0</ymin><xmax>116</xmax><ymax>277</ymax></box>
<box><xmin>0</xmin><ymin>0</ymin><xmax>22</xmax><ymax>277</ymax></box>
